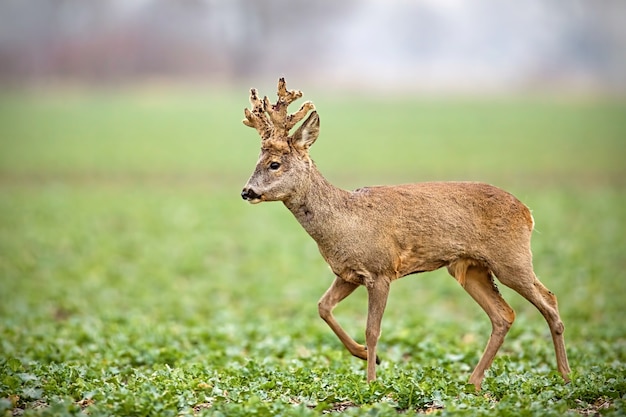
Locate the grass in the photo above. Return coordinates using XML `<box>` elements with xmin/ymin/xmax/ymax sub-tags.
<box><xmin>0</xmin><ymin>87</ymin><xmax>625</xmax><ymax>416</ymax></box>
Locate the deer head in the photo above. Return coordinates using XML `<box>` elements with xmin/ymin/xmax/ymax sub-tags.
<box><xmin>241</xmin><ymin>78</ymin><xmax>319</xmax><ymax>204</ymax></box>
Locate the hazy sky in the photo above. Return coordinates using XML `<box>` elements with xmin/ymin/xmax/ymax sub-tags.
<box><xmin>0</xmin><ymin>0</ymin><xmax>624</xmax><ymax>92</ymax></box>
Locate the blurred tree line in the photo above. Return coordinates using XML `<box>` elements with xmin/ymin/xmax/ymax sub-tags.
<box><xmin>0</xmin><ymin>0</ymin><xmax>624</xmax><ymax>91</ymax></box>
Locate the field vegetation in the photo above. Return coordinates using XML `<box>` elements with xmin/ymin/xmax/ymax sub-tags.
<box><xmin>0</xmin><ymin>87</ymin><xmax>625</xmax><ymax>416</ymax></box>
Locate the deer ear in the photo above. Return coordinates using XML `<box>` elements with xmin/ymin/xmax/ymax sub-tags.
<box><xmin>291</xmin><ymin>111</ymin><xmax>320</xmax><ymax>151</ymax></box>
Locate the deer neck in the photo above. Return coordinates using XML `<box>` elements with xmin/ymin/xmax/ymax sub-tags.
<box><xmin>283</xmin><ymin>165</ymin><xmax>349</xmax><ymax>244</ymax></box>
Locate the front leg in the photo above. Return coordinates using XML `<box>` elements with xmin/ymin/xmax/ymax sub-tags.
<box><xmin>365</xmin><ymin>279</ymin><xmax>390</xmax><ymax>382</ymax></box>
<box><xmin>318</xmin><ymin>276</ymin><xmax>369</xmax><ymax>361</ymax></box>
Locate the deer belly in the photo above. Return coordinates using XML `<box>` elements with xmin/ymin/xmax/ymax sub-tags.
<box><xmin>394</xmin><ymin>246</ymin><xmax>450</xmax><ymax>278</ymax></box>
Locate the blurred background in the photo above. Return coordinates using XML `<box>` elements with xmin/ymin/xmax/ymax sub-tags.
<box><xmin>1</xmin><ymin>0</ymin><xmax>625</xmax><ymax>188</ymax></box>
<box><xmin>1</xmin><ymin>0</ymin><xmax>625</xmax><ymax>93</ymax></box>
<box><xmin>1</xmin><ymin>4</ymin><xmax>625</xmax><ymax>414</ymax></box>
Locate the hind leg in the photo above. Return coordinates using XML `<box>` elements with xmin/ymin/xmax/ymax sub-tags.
<box><xmin>495</xmin><ymin>264</ymin><xmax>571</xmax><ymax>382</ymax></box>
<box><xmin>448</xmin><ymin>263</ymin><xmax>516</xmax><ymax>390</ymax></box>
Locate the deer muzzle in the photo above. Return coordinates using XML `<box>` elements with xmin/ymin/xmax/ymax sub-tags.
<box><xmin>241</xmin><ymin>187</ymin><xmax>263</xmax><ymax>203</ymax></box>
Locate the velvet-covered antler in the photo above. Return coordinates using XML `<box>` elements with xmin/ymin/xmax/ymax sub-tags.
<box><xmin>243</xmin><ymin>78</ymin><xmax>315</xmax><ymax>144</ymax></box>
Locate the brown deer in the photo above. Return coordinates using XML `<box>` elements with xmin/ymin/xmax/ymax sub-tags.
<box><xmin>240</xmin><ymin>78</ymin><xmax>571</xmax><ymax>390</ymax></box>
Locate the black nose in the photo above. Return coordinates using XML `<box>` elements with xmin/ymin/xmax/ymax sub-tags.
<box><xmin>241</xmin><ymin>188</ymin><xmax>260</xmax><ymax>201</ymax></box>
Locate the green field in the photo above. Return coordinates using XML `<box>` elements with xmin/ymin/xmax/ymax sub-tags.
<box><xmin>0</xmin><ymin>88</ymin><xmax>625</xmax><ymax>416</ymax></box>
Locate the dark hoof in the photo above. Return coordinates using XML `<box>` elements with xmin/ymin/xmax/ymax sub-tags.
<box><xmin>360</xmin><ymin>346</ymin><xmax>382</xmax><ymax>364</ymax></box>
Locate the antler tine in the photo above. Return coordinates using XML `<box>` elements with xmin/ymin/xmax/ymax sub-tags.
<box><xmin>266</xmin><ymin>77</ymin><xmax>312</xmax><ymax>138</ymax></box>
<box><xmin>277</xmin><ymin>77</ymin><xmax>303</xmax><ymax>105</ymax></box>
<box><xmin>242</xmin><ymin>88</ymin><xmax>272</xmax><ymax>140</ymax></box>
<box><xmin>286</xmin><ymin>100</ymin><xmax>315</xmax><ymax>131</ymax></box>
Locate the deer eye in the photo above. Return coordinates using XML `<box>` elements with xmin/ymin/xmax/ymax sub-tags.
<box><xmin>269</xmin><ymin>162</ymin><xmax>281</xmax><ymax>170</ymax></box>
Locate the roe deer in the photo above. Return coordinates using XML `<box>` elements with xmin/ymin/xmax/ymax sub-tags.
<box><xmin>240</xmin><ymin>78</ymin><xmax>571</xmax><ymax>390</ymax></box>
